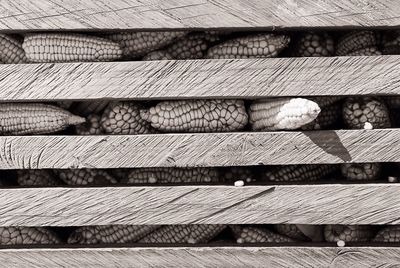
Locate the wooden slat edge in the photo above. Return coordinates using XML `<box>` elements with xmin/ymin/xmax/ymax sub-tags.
<box><xmin>3</xmin><ymin>246</ymin><xmax>400</xmax><ymax>267</ymax></box>
<box><xmin>2</xmin><ymin>56</ymin><xmax>400</xmax><ymax>100</ymax></box>
<box><xmin>2</xmin><ymin>184</ymin><xmax>400</xmax><ymax>226</ymax></box>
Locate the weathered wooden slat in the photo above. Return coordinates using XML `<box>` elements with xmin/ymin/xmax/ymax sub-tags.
<box><xmin>2</xmin><ymin>184</ymin><xmax>400</xmax><ymax>226</ymax></box>
<box><xmin>2</xmin><ymin>247</ymin><xmax>400</xmax><ymax>268</ymax></box>
<box><xmin>1</xmin><ymin>0</ymin><xmax>400</xmax><ymax>31</ymax></box>
<box><xmin>0</xmin><ymin>129</ymin><xmax>397</xmax><ymax>169</ymax></box>
<box><xmin>2</xmin><ymin>56</ymin><xmax>400</xmax><ymax>101</ymax></box>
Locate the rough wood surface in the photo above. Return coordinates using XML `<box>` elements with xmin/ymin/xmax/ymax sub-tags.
<box><xmin>2</xmin><ymin>56</ymin><xmax>400</xmax><ymax>100</ymax></box>
<box><xmin>0</xmin><ymin>129</ymin><xmax>398</xmax><ymax>169</ymax></box>
<box><xmin>3</xmin><ymin>184</ymin><xmax>400</xmax><ymax>226</ymax></box>
<box><xmin>2</xmin><ymin>247</ymin><xmax>400</xmax><ymax>267</ymax></box>
<box><xmin>0</xmin><ymin>0</ymin><xmax>400</xmax><ymax>30</ymax></box>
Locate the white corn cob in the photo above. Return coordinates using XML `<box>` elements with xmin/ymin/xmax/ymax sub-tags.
<box><xmin>75</xmin><ymin>114</ymin><xmax>103</xmax><ymax>135</ymax></box>
<box><xmin>0</xmin><ymin>227</ymin><xmax>61</xmax><ymax>245</ymax></box>
<box><xmin>122</xmin><ymin>167</ymin><xmax>219</xmax><ymax>184</ymax></box>
<box><xmin>344</xmin><ymin>47</ymin><xmax>382</xmax><ymax>56</ymax></box>
<box><xmin>262</xmin><ymin>164</ymin><xmax>337</xmax><ymax>182</ymax></box>
<box><xmin>221</xmin><ymin>167</ymin><xmax>255</xmax><ymax>183</ymax></box>
<box><xmin>55</xmin><ymin>169</ymin><xmax>117</xmax><ymax>185</ymax></box>
<box><xmin>234</xmin><ymin>226</ymin><xmax>294</xmax><ymax>243</ymax></box>
<box><xmin>249</xmin><ymin>98</ymin><xmax>321</xmax><ymax>131</ymax></box>
<box><xmin>17</xmin><ymin>170</ymin><xmax>60</xmax><ymax>186</ymax></box>
<box><xmin>23</xmin><ymin>33</ymin><xmax>122</xmax><ymax>63</ymax></box>
<box><xmin>373</xmin><ymin>226</ymin><xmax>400</xmax><ymax>242</ymax></box>
<box><xmin>140</xmin><ymin>99</ymin><xmax>248</xmax><ymax>133</ymax></box>
<box><xmin>274</xmin><ymin>224</ymin><xmax>310</xmax><ymax>241</ymax></box>
<box><xmin>142</xmin><ymin>50</ymin><xmax>173</xmax><ymax>61</ymax></box>
<box><xmin>206</xmin><ymin>34</ymin><xmax>290</xmax><ymax>59</ymax></box>
<box><xmin>101</xmin><ymin>102</ymin><xmax>155</xmax><ymax>135</ymax></box>
<box><xmin>324</xmin><ymin>225</ymin><xmax>374</xmax><ymax>242</ymax></box>
<box><xmin>68</xmin><ymin>225</ymin><xmax>159</xmax><ymax>244</ymax></box>
<box><xmin>0</xmin><ymin>34</ymin><xmax>27</xmax><ymax>63</ymax></box>
<box><xmin>0</xmin><ymin>103</ymin><xmax>85</xmax><ymax>135</ymax></box>
<box><xmin>165</xmin><ymin>33</ymin><xmax>209</xmax><ymax>59</ymax></box>
<box><xmin>301</xmin><ymin>103</ymin><xmax>341</xmax><ymax>130</ymax></box>
<box><xmin>139</xmin><ymin>224</ymin><xmax>226</xmax><ymax>244</ymax></box>
<box><xmin>105</xmin><ymin>31</ymin><xmax>186</xmax><ymax>58</ymax></box>
<box><xmin>336</xmin><ymin>31</ymin><xmax>377</xmax><ymax>56</ymax></box>
<box><xmin>341</xmin><ymin>163</ymin><xmax>381</xmax><ymax>181</ymax></box>
<box><xmin>72</xmin><ymin>101</ymin><xmax>110</xmax><ymax>117</ymax></box>
<box><xmin>293</xmin><ymin>32</ymin><xmax>334</xmax><ymax>57</ymax></box>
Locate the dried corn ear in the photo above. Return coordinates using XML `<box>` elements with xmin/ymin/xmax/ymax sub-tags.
<box><xmin>343</xmin><ymin>97</ymin><xmax>391</xmax><ymax>129</ymax></box>
<box><xmin>301</xmin><ymin>103</ymin><xmax>341</xmax><ymax>130</ymax></box>
<box><xmin>249</xmin><ymin>98</ymin><xmax>320</xmax><ymax>131</ymax></box>
<box><xmin>262</xmin><ymin>164</ymin><xmax>337</xmax><ymax>182</ymax></box>
<box><xmin>341</xmin><ymin>163</ymin><xmax>381</xmax><ymax>181</ymax></box>
<box><xmin>165</xmin><ymin>33</ymin><xmax>209</xmax><ymax>59</ymax></box>
<box><xmin>221</xmin><ymin>167</ymin><xmax>255</xmax><ymax>183</ymax></box>
<box><xmin>142</xmin><ymin>50</ymin><xmax>173</xmax><ymax>61</ymax></box>
<box><xmin>0</xmin><ymin>34</ymin><xmax>27</xmax><ymax>63</ymax></box>
<box><xmin>206</xmin><ymin>34</ymin><xmax>290</xmax><ymax>59</ymax></box>
<box><xmin>0</xmin><ymin>103</ymin><xmax>85</xmax><ymax>135</ymax></box>
<box><xmin>0</xmin><ymin>227</ymin><xmax>61</xmax><ymax>245</ymax></box>
<box><xmin>324</xmin><ymin>225</ymin><xmax>374</xmax><ymax>242</ymax></box>
<box><xmin>17</xmin><ymin>170</ymin><xmax>60</xmax><ymax>186</ymax></box>
<box><xmin>293</xmin><ymin>32</ymin><xmax>334</xmax><ymax>57</ymax></box>
<box><xmin>23</xmin><ymin>33</ymin><xmax>122</xmax><ymax>63</ymax></box>
<box><xmin>140</xmin><ymin>99</ymin><xmax>248</xmax><ymax>133</ymax></box>
<box><xmin>274</xmin><ymin>224</ymin><xmax>309</xmax><ymax>241</ymax></box>
<box><xmin>55</xmin><ymin>169</ymin><xmax>117</xmax><ymax>185</ymax></box>
<box><xmin>75</xmin><ymin>114</ymin><xmax>103</xmax><ymax>135</ymax></box>
<box><xmin>139</xmin><ymin>225</ymin><xmax>226</xmax><ymax>244</ymax></box>
<box><xmin>336</xmin><ymin>31</ymin><xmax>377</xmax><ymax>56</ymax></box>
<box><xmin>72</xmin><ymin>101</ymin><xmax>110</xmax><ymax>117</ymax></box>
<box><xmin>235</xmin><ymin>226</ymin><xmax>294</xmax><ymax>243</ymax></box>
<box><xmin>344</xmin><ymin>47</ymin><xmax>382</xmax><ymax>56</ymax></box>
<box><xmin>373</xmin><ymin>226</ymin><xmax>400</xmax><ymax>242</ymax></box>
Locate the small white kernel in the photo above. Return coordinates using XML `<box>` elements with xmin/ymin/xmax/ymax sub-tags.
<box><xmin>237</xmin><ymin>238</ymin><xmax>244</xmax><ymax>244</ymax></box>
<box><xmin>337</xmin><ymin>240</ymin><xmax>345</xmax><ymax>247</ymax></box>
<box><xmin>364</xmin><ymin>122</ymin><xmax>373</xmax><ymax>130</ymax></box>
<box><xmin>388</xmin><ymin>176</ymin><xmax>399</xmax><ymax>183</ymax></box>
<box><xmin>234</xmin><ymin>180</ymin><xmax>245</xmax><ymax>187</ymax></box>
<box><xmin>187</xmin><ymin>238</ymin><xmax>196</xmax><ymax>244</ymax></box>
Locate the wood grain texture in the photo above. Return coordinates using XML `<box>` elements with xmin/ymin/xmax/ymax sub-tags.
<box><xmin>3</xmin><ymin>184</ymin><xmax>400</xmax><ymax>226</ymax></box>
<box><xmin>1</xmin><ymin>0</ymin><xmax>400</xmax><ymax>31</ymax></box>
<box><xmin>2</xmin><ymin>56</ymin><xmax>400</xmax><ymax>101</ymax></box>
<box><xmin>0</xmin><ymin>129</ymin><xmax>397</xmax><ymax>169</ymax></box>
<box><xmin>2</xmin><ymin>247</ymin><xmax>400</xmax><ymax>268</ymax></box>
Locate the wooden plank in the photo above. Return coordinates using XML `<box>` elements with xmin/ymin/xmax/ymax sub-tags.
<box><xmin>0</xmin><ymin>129</ymin><xmax>397</xmax><ymax>169</ymax></box>
<box><xmin>2</xmin><ymin>247</ymin><xmax>400</xmax><ymax>268</ymax></box>
<box><xmin>2</xmin><ymin>184</ymin><xmax>400</xmax><ymax>226</ymax></box>
<box><xmin>2</xmin><ymin>56</ymin><xmax>400</xmax><ymax>101</ymax></box>
<box><xmin>1</xmin><ymin>0</ymin><xmax>400</xmax><ymax>31</ymax></box>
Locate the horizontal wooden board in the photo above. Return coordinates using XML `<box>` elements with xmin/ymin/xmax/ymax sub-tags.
<box><xmin>2</xmin><ymin>246</ymin><xmax>400</xmax><ymax>267</ymax></box>
<box><xmin>2</xmin><ymin>184</ymin><xmax>400</xmax><ymax>226</ymax></box>
<box><xmin>1</xmin><ymin>0</ymin><xmax>400</xmax><ymax>31</ymax></box>
<box><xmin>2</xmin><ymin>56</ymin><xmax>400</xmax><ymax>101</ymax></box>
<box><xmin>0</xmin><ymin>129</ymin><xmax>398</xmax><ymax>169</ymax></box>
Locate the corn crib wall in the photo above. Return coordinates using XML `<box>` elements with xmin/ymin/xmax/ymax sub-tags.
<box><xmin>1</xmin><ymin>0</ymin><xmax>400</xmax><ymax>267</ymax></box>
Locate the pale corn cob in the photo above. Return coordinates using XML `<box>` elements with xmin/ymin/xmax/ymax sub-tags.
<box><xmin>384</xmin><ymin>96</ymin><xmax>400</xmax><ymax>109</ymax></box>
<box><xmin>206</xmin><ymin>34</ymin><xmax>290</xmax><ymax>59</ymax></box>
<box><xmin>0</xmin><ymin>103</ymin><xmax>85</xmax><ymax>135</ymax></box>
<box><xmin>0</xmin><ymin>227</ymin><xmax>61</xmax><ymax>245</ymax></box>
<box><xmin>343</xmin><ymin>97</ymin><xmax>391</xmax><ymax>129</ymax></box>
<box><xmin>373</xmin><ymin>226</ymin><xmax>400</xmax><ymax>242</ymax></box>
<box><xmin>17</xmin><ymin>170</ymin><xmax>60</xmax><ymax>186</ymax></box>
<box><xmin>165</xmin><ymin>33</ymin><xmax>209</xmax><ymax>59</ymax></box>
<box><xmin>0</xmin><ymin>34</ymin><xmax>27</xmax><ymax>63</ymax></box>
<box><xmin>301</xmin><ymin>103</ymin><xmax>341</xmax><ymax>130</ymax></box>
<box><xmin>140</xmin><ymin>99</ymin><xmax>248</xmax><ymax>133</ymax></box>
<box><xmin>344</xmin><ymin>47</ymin><xmax>382</xmax><ymax>56</ymax></box>
<box><xmin>139</xmin><ymin>225</ymin><xmax>226</xmax><ymax>244</ymax></box>
<box><xmin>381</xmin><ymin>30</ymin><xmax>400</xmax><ymax>54</ymax></box>
<box><xmin>293</xmin><ymin>32</ymin><xmax>334</xmax><ymax>57</ymax></box>
<box><xmin>101</xmin><ymin>102</ymin><xmax>154</xmax><ymax>135</ymax></box>
<box><xmin>274</xmin><ymin>224</ymin><xmax>309</xmax><ymax>241</ymax></box>
<box><xmin>262</xmin><ymin>164</ymin><xmax>337</xmax><ymax>182</ymax></box>
<box><xmin>75</xmin><ymin>114</ymin><xmax>103</xmax><ymax>135</ymax></box>
<box><xmin>68</xmin><ymin>225</ymin><xmax>159</xmax><ymax>244</ymax></box>
<box><xmin>249</xmin><ymin>98</ymin><xmax>321</xmax><ymax>131</ymax></box>
<box><xmin>72</xmin><ymin>101</ymin><xmax>110</xmax><ymax>117</ymax></box>
<box><xmin>235</xmin><ymin>226</ymin><xmax>294</xmax><ymax>243</ymax></box>
<box><xmin>105</xmin><ymin>31</ymin><xmax>186</xmax><ymax>58</ymax></box>
<box><xmin>309</xmin><ymin>96</ymin><xmax>343</xmax><ymax>108</ymax></box>
<box><xmin>122</xmin><ymin>167</ymin><xmax>219</xmax><ymax>184</ymax></box>
<box><xmin>23</xmin><ymin>33</ymin><xmax>122</xmax><ymax>63</ymax></box>
<box><xmin>55</xmin><ymin>169</ymin><xmax>117</xmax><ymax>185</ymax></box>
<box><xmin>324</xmin><ymin>225</ymin><xmax>374</xmax><ymax>242</ymax></box>
<box><xmin>341</xmin><ymin>163</ymin><xmax>381</xmax><ymax>181</ymax></box>
<box><xmin>336</xmin><ymin>31</ymin><xmax>377</xmax><ymax>56</ymax></box>
<box><xmin>221</xmin><ymin>167</ymin><xmax>254</xmax><ymax>183</ymax></box>
<box><xmin>142</xmin><ymin>50</ymin><xmax>173</xmax><ymax>61</ymax></box>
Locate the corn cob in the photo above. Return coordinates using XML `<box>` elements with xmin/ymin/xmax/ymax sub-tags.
<box><xmin>301</xmin><ymin>103</ymin><xmax>341</xmax><ymax>130</ymax></box>
<box><xmin>75</xmin><ymin>114</ymin><xmax>103</xmax><ymax>135</ymax></box>
<box><xmin>165</xmin><ymin>33</ymin><xmax>209</xmax><ymax>59</ymax></box>
<box><xmin>0</xmin><ymin>34</ymin><xmax>27</xmax><ymax>63</ymax></box>
<box><xmin>23</xmin><ymin>33</ymin><xmax>122</xmax><ymax>63</ymax></box>
<box><xmin>104</xmin><ymin>31</ymin><xmax>186</xmax><ymax>58</ymax></box>
<box><xmin>121</xmin><ymin>167</ymin><xmax>219</xmax><ymax>184</ymax></box>
<box><xmin>142</xmin><ymin>50</ymin><xmax>173</xmax><ymax>61</ymax></box>
<box><xmin>139</xmin><ymin>224</ymin><xmax>226</xmax><ymax>244</ymax></box>
<box><xmin>373</xmin><ymin>226</ymin><xmax>400</xmax><ymax>242</ymax></box>
<box><xmin>381</xmin><ymin>30</ymin><xmax>400</xmax><ymax>54</ymax></box>
<box><xmin>324</xmin><ymin>225</ymin><xmax>374</xmax><ymax>242</ymax></box>
<box><xmin>0</xmin><ymin>227</ymin><xmax>61</xmax><ymax>245</ymax></box>
<box><xmin>309</xmin><ymin>96</ymin><xmax>343</xmax><ymax>108</ymax></box>
<box><xmin>343</xmin><ymin>97</ymin><xmax>391</xmax><ymax>129</ymax></box>
<box><xmin>384</xmin><ymin>96</ymin><xmax>400</xmax><ymax>109</ymax></box>
<box><xmin>68</xmin><ymin>225</ymin><xmax>159</xmax><ymax>244</ymax></box>
<box><xmin>293</xmin><ymin>32</ymin><xmax>334</xmax><ymax>57</ymax></box>
<box><xmin>221</xmin><ymin>167</ymin><xmax>255</xmax><ymax>183</ymax></box>
<box><xmin>262</xmin><ymin>164</ymin><xmax>337</xmax><ymax>182</ymax></box>
<box><xmin>55</xmin><ymin>169</ymin><xmax>117</xmax><ymax>185</ymax></box>
<box><xmin>249</xmin><ymin>98</ymin><xmax>320</xmax><ymax>131</ymax></box>
<box><xmin>206</xmin><ymin>34</ymin><xmax>290</xmax><ymax>59</ymax></box>
<box><xmin>0</xmin><ymin>103</ymin><xmax>85</xmax><ymax>135</ymax></box>
<box><xmin>101</xmin><ymin>102</ymin><xmax>154</xmax><ymax>135</ymax></box>
<box><xmin>72</xmin><ymin>101</ymin><xmax>110</xmax><ymax>117</ymax></box>
<box><xmin>336</xmin><ymin>31</ymin><xmax>377</xmax><ymax>56</ymax></box>
<box><xmin>17</xmin><ymin>170</ymin><xmax>60</xmax><ymax>186</ymax></box>
<box><xmin>341</xmin><ymin>163</ymin><xmax>381</xmax><ymax>181</ymax></box>
<box><xmin>140</xmin><ymin>100</ymin><xmax>248</xmax><ymax>133</ymax></box>
<box><xmin>274</xmin><ymin>224</ymin><xmax>310</xmax><ymax>241</ymax></box>
<box><xmin>235</xmin><ymin>226</ymin><xmax>294</xmax><ymax>243</ymax></box>
<box><xmin>344</xmin><ymin>47</ymin><xmax>382</xmax><ymax>56</ymax></box>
